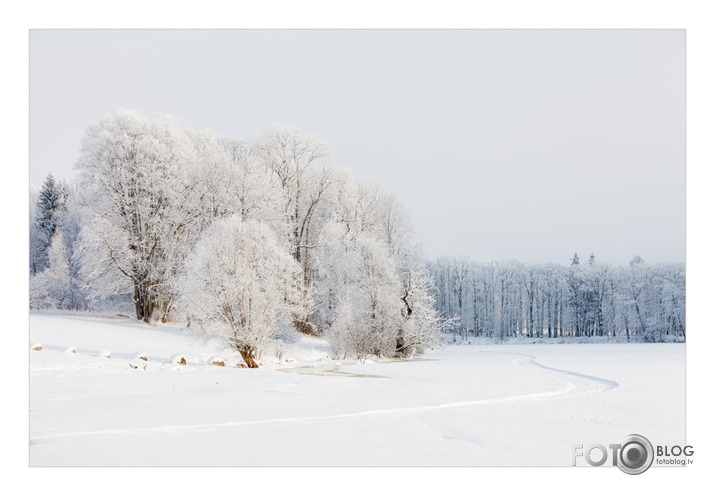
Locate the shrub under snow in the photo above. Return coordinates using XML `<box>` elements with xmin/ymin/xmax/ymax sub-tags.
<box><xmin>208</xmin><ymin>357</ymin><xmax>225</xmax><ymax>367</ymax></box>
<box><xmin>170</xmin><ymin>354</ymin><xmax>187</xmax><ymax>365</ymax></box>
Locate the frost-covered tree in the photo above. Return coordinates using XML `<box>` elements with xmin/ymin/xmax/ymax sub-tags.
<box><xmin>190</xmin><ymin>129</ymin><xmax>235</xmax><ymax>226</ymax></box>
<box><xmin>178</xmin><ymin>217</ymin><xmax>308</xmax><ymax>367</ymax></box>
<box><xmin>29</xmin><ymin>186</ymin><xmax>43</xmax><ymax>276</ymax></box>
<box><xmin>313</xmin><ymin>179</ymin><xmax>447</xmax><ymax>358</ymax></box>
<box><xmin>29</xmin><ymin>272</ymin><xmax>50</xmax><ymax>310</ymax></box>
<box><xmin>75</xmin><ymin>110</ymin><xmax>201</xmax><ymax>322</ymax></box>
<box><xmin>372</xmin><ymin>191</ymin><xmax>447</xmax><ymax>356</ymax></box>
<box><xmin>659</xmin><ymin>263</ymin><xmax>686</xmax><ymax>339</ymax></box>
<box><xmin>59</xmin><ymin>183</ymin><xmax>91</xmax><ymax>310</ymax></box>
<box><xmin>29</xmin><ymin>231</ymin><xmax>71</xmax><ymax>310</ymax></box>
<box><xmin>190</xmin><ymin>132</ymin><xmax>281</xmax><ymax>232</ymax></box>
<box><xmin>253</xmin><ymin>124</ymin><xmax>335</xmax><ymax>335</ymax></box>
<box><xmin>314</xmin><ymin>223</ymin><xmax>403</xmax><ymax>359</ymax></box>
<box><xmin>30</xmin><ymin>179</ymin><xmax>90</xmax><ymax>311</ymax></box>
<box><xmin>31</xmin><ymin>174</ymin><xmax>67</xmax><ymax>275</ymax></box>
<box><xmin>312</xmin><ymin>222</ymin><xmax>361</xmax><ymax>357</ymax></box>
<box><xmin>255</xmin><ymin>124</ymin><xmax>334</xmax><ymax>277</ymax></box>
<box><xmin>44</xmin><ymin>231</ymin><xmax>71</xmax><ymax>309</ymax></box>
<box><xmin>565</xmin><ymin>258</ymin><xmax>588</xmax><ymax>337</ymax></box>
<box><xmin>396</xmin><ymin>263</ymin><xmax>450</xmax><ymax>357</ymax></box>
<box><xmin>585</xmin><ymin>260</ymin><xmax>612</xmax><ymax>337</ymax></box>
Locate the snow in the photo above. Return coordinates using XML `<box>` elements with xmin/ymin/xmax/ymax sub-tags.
<box><xmin>29</xmin><ymin>314</ymin><xmax>685</xmax><ymax>467</ymax></box>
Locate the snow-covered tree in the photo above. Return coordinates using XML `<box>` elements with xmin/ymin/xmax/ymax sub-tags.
<box><xmin>218</xmin><ymin>136</ymin><xmax>285</xmax><ymax>231</ymax></box>
<box><xmin>312</xmin><ymin>179</ymin><xmax>448</xmax><ymax>358</ymax></box>
<box><xmin>75</xmin><ymin>110</ymin><xmax>202</xmax><ymax>322</ymax></box>
<box><xmin>44</xmin><ymin>231</ymin><xmax>71</xmax><ymax>309</ymax></box>
<box><xmin>255</xmin><ymin>124</ymin><xmax>334</xmax><ymax>277</ymax></box>
<box><xmin>395</xmin><ymin>263</ymin><xmax>449</xmax><ymax>357</ymax></box>
<box><xmin>31</xmin><ymin>174</ymin><xmax>67</xmax><ymax>275</ymax></box>
<box><xmin>29</xmin><ymin>272</ymin><xmax>50</xmax><ymax>310</ymax></box>
<box><xmin>29</xmin><ymin>186</ymin><xmax>43</xmax><ymax>276</ymax></box>
<box><xmin>253</xmin><ymin>124</ymin><xmax>335</xmax><ymax>334</ymax></box>
<box><xmin>178</xmin><ymin>217</ymin><xmax>308</xmax><ymax>367</ymax></box>
<box><xmin>659</xmin><ymin>263</ymin><xmax>686</xmax><ymax>340</ymax></box>
<box><xmin>314</xmin><ymin>222</ymin><xmax>403</xmax><ymax>359</ymax></box>
<box><xmin>190</xmin><ymin>129</ymin><xmax>235</xmax><ymax>227</ymax></box>
<box><xmin>189</xmin><ymin>132</ymin><xmax>280</xmax><ymax>231</ymax></box>
<box><xmin>372</xmin><ymin>191</ymin><xmax>446</xmax><ymax>356</ymax></box>
<box><xmin>60</xmin><ymin>183</ymin><xmax>91</xmax><ymax>310</ymax></box>
<box><xmin>29</xmin><ymin>231</ymin><xmax>71</xmax><ymax>310</ymax></box>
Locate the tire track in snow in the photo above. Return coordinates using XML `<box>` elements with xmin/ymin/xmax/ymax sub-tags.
<box><xmin>30</xmin><ymin>351</ymin><xmax>618</xmax><ymax>443</ymax></box>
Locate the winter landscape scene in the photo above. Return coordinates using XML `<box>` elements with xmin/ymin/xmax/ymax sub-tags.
<box><xmin>27</xmin><ymin>29</ymin><xmax>687</xmax><ymax>474</ymax></box>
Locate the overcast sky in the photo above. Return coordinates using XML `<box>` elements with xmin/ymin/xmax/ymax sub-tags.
<box><xmin>29</xmin><ymin>29</ymin><xmax>685</xmax><ymax>264</ymax></box>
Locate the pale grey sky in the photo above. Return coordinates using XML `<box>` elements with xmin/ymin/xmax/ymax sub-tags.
<box><xmin>29</xmin><ymin>29</ymin><xmax>685</xmax><ymax>264</ymax></box>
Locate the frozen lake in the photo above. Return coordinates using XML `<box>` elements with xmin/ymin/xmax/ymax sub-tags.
<box><xmin>29</xmin><ymin>314</ymin><xmax>685</xmax><ymax>466</ymax></box>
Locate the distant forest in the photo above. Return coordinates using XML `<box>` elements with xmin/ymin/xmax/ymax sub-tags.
<box><xmin>427</xmin><ymin>254</ymin><xmax>685</xmax><ymax>342</ymax></box>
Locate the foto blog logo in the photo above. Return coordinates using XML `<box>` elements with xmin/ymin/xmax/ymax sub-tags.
<box><xmin>572</xmin><ymin>434</ymin><xmax>654</xmax><ymax>475</ymax></box>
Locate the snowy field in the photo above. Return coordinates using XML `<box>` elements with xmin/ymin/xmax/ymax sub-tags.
<box><xmin>29</xmin><ymin>314</ymin><xmax>685</xmax><ymax>467</ymax></box>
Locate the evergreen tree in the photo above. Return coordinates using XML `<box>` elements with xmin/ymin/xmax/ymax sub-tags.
<box><xmin>32</xmin><ymin>174</ymin><xmax>67</xmax><ymax>274</ymax></box>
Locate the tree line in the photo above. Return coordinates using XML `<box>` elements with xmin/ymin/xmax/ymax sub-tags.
<box><xmin>29</xmin><ymin>110</ymin><xmax>685</xmax><ymax>363</ymax></box>
<box><xmin>426</xmin><ymin>253</ymin><xmax>685</xmax><ymax>342</ymax></box>
<box><xmin>29</xmin><ymin>110</ymin><xmax>447</xmax><ymax>366</ymax></box>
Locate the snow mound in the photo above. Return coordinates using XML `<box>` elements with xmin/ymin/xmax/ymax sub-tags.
<box><xmin>98</xmin><ymin>350</ymin><xmax>111</xmax><ymax>358</ymax></box>
<box><xmin>64</xmin><ymin>347</ymin><xmax>77</xmax><ymax>354</ymax></box>
<box><xmin>31</xmin><ymin>343</ymin><xmax>43</xmax><ymax>351</ymax></box>
<box><xmin>208</xmin><ymin>356</ymin><xmax>225</xmax><ymax>367</ymax></box>
<box><xmin>170</xmin><ymin>354</ymin><xmax>187</xmax><ymax>365</ymax></box>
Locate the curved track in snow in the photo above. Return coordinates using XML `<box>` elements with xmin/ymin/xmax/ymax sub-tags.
<box><xmin>480</xmin><ymin>350</ymin><xmax>619</xmax><ymax>396</ymax></box>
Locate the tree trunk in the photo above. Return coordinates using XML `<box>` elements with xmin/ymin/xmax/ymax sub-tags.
<box><xmin>134</xmin><ymin>284</ymin><xmax>143</xmax><ymax>321</ymax></box>
<box><xmin>134</xmin><ymin>281</ymin><xmax>155</xmax><ymax>322</ymax></box>
<box><xmin>239</xmin><ymin>347</ymin><xmax>260</xmax><ymax>368</ymax></box>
